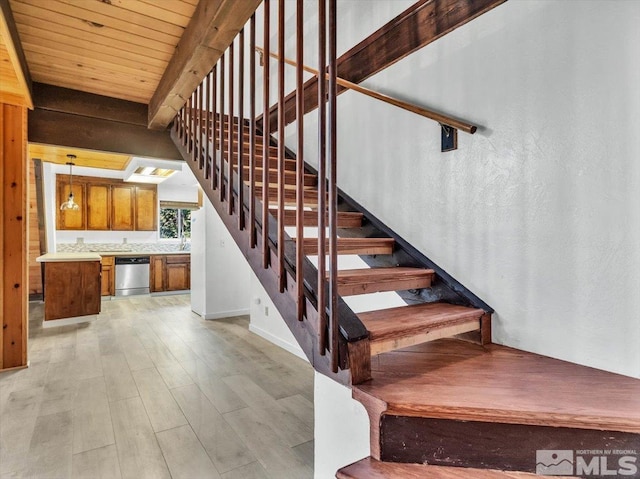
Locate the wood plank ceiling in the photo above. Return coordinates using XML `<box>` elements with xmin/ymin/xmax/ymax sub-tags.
<box><xmin>8</xmin><ymin>0</ymin><xmax>198</xmax><ymax>104</ymax></box>
<box><xmin>28</xmin><ymin>143</ymin><xmax>131</xmax><ymax>170</ymax></box>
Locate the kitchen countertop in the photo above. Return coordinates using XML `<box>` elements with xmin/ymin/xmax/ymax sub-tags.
<box><xmin>56</xmin><ymin>242</ymin><xmax>191</xmax><ymax>256</ymax></box>
<box><xmin>37</xmin><ymin>252</ymin><xmax>102</xmax><ymax>262</ymax></box>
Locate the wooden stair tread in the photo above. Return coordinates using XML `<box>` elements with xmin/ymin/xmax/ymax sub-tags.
<box><xmin>272</xmin><ymin>209</ymin><xmax>363</xmax><ymax>227</ymax></box>
<box><xmin>354</xmin><ymin>338</ymin><xmax>640</xmax><ymax>433</ymax></box>
<box><xmin>303</xmin><ymin>238</ymin><xmax>394</xmax><ymax>256</ymax></box>
<box><xmin>337</xmin><ymin>457</ymin><xmax>570</xmax><ymax>479</ymax></box>
<box><xmin>358</xmin><ymin>303</ymin><xmax>484</xmax><ymax>342</ymax></box>
<box><xmin>337</xmin><ymin>267</ymin><xmax>434</xmax><ymax>296</ymax></box>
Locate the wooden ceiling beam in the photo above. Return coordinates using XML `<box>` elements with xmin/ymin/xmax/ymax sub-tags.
<box><xmin>30</xmin><ymin>85</ymin><xmax>179</xmax><ymax>160</ymax></box>
<box><xmin>0</xmin><ymin>0</ymin><xmax>32</xmax><ymax>108</ymax></box>
<box><xmin>33</xmin><ymin>82</ymin><xmax>147</xmax><ymax>127</ymax></box>
<box><xmin>148</xmin><ymin>0</ymin><xmax>261</xmax><ymax>130</ymax></box>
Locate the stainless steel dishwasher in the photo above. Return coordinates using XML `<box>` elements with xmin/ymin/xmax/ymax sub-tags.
<box><xmin>114</xmin><ymin>256</ymin><xmax>150</xmax><ymax>296</ymax></box>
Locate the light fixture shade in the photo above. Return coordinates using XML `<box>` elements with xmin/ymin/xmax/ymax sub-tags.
<box><xmin>60</xmin><ymin>192</ymin><xmax>80</xmax><ymax>211</ymax></box>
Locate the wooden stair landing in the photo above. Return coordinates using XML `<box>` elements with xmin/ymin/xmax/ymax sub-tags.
<box><xmin>337</xmin><ymin>457</ymin><xmax>572</xmax><ymax>479</ymax></box>
<box><xmin>358</xmin><ymin>303</ymin><xmax>484</xmax><ymax>355</ymax></box>
<box><xmin>355</xmin><ymin>338</ymin><xmax>640</xmax><ymax>433</ymax></box>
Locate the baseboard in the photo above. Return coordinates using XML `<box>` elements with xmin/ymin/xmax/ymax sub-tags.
<box><xmin>249</xmin><ymin>324</ymin><xmax>306</xmax><ymax>360</ymax></box>
<box><xmin>199</xmin><ymin>308</ymin><xmax>250</xmax><ymax>320</ymax></box>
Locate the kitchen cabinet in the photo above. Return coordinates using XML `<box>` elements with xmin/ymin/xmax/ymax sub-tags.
<box><xmin>150</xmin><ymin>254</ymin><xmax>190</xmax><ymax>292</ymax></box>
<box><xmin>166</xmin><ymin>255</ymin><xmax>190</xmax><ymax>291</ymax></box>
<box><xmin>56</xmin><ymin>176</ymin><xmax>157</xmax><ymax>232</ymax></box>
<box><xmin>150</xmin><ymin>255</ymin><xmax>166</xmax><ymax>292</ymax></box>
<box><xmin>111</xmin><ymin>185</ymin><xmax>135</xmax><ymax>230</ymax></box>
<box><xmin>57</xmin><ymin>183</ymin><xmax>86</xmax><ymax>230</ymax></box>
<box><xmin>38</xmin><ymin>254</ymin><xmax>102</xmax><ymax>321</ymax></box>
<box><xmin>87</xmin><ymin>184</ymin><xmax>111</xmax><ymax>230</ymax></box>
<box><xmin>101</xmin><ymin>255</ymin><xmax>115</xmax><ymax>296</ymax></box>
<box><xmin>135</xmin><ymin>186</ymin><xmax>157</xmax><ymax>231</ymax></box>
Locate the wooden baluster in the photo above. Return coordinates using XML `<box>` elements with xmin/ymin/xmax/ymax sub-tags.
<box><xmin>186</xmin><ymin>95</ymin><xmax>191</xmax><ymax>151</ymax></box>
<box><xmin>317</xmin><ymin>0</ymin><xmax>327</xmax><ymax>355</ymax></box>
<box><xmin>328</xmin><ymin>0</ymin><xmax>338</xmax><ymax>373</ymax></box>
<box><xmin>277</xmin><ymin>0</ymin><xmax>285</xmax><ymax>292</ymax></box>
<box><xmin>205</xmin><ymin>69</ymin><xmax>211</xmax><ymax>180</ymax></box>
<box><xmin>238</xmin><ymin>28</ymin><xmax>245</xmax><ymax>230</ymax></box>
<box><xmin>219</xmin><ymin>52</ymin><xmax>225</xmax><ymax>202</ymax></box>
<box><xmin>262</xmin><ymin>0</ymin><xmax>271</xmax><ymax>269</ymax></box>
<box><xmin>196</xmin><ymin>84</ymin><xmax>202</xmax><ymax>165</ymax></box>
<box><xmin>203</xmin><ymin>72</ymin><xmax>211</xmax><ymax>180</ymax></box>
<box><xmin>198</xmin><ymin>81</ymin><xmax>204</xmax><ymax>171</ymax></box>
<box><xmin>179</xmin><ymin>106</ymin><xmax>184</xmax><ymax>145</ymax></box>
<box><xmin>228</xmin><ymin>40</ymin><xmax>235</xmax><ymax>215</ymax></box>
<box><xmin>295</xmin><ymin>0</ymin><xmax>305</xmax><ymax>321</ymax></box>
<box><xmin>249</xmin><ymin>13</ymin><xmax>257</xmax><ymax>247</ymax></box>
<box><xmin>190</xmin><ymin>93</ymin><xmax>196</xmax><ymax>162</ymax></box>
<box><xmin>212</xmin><ymin>64</ymin><xmax>218</xmax><ymax>190</ymax></box>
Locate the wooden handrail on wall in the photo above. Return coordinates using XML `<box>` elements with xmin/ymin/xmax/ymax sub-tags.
<box><xmin>256</xmin><ymin>46</ymin><xmax>477</xmax><ymax>135</ymax></box>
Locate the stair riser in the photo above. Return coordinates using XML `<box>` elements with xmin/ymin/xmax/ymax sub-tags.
<box><xmin>338</xmin><ymin>276</ymin><xmax>432</xmax><ymax>296</ymax></box>
<box><xmin>270</xmin><ymin>210</ymin><xmax>363</xmax><ymax>228</ymax></box>
<box><xmin>241</xmin><ymin>169</ymin><xmax>317</xmax><ymax>186</ymax></box>
<box><xmin>370</xmin><ymin>319</ymin><xmax>479</xmax><ymax>355</ymax></box>
<box><xmin>380</xmin><ymin>416</ymin><xmax>640</xmax><ymax>475</ymax></box>
<box><xmin>305</xmin><ymin>244</ymin><xmax>394</xmax><ymax>256</ymax></box>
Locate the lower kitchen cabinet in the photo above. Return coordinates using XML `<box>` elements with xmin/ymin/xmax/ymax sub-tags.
<box><xmin>150</xmin><ymin>255</ymin><xmax>166</xmax><ymax>292</ymax></box>
<box><xmin>43</xmin><ymin>260</ymin><xmax>101</xmax><ymax>321</ymax></box>
<box><xmin>166</xmin><ymin>255</ymin><xmax>190</xmax><ymax>291</ymax></box>
<box><xmin>101</xmin><ymin>256</ymin><xmax>115</xmax><ymax>296</ymax></box>
<box><xmin>150</xmin><ymin>254</ymin><xmax>190</xmax><ymax>293</ymax></box>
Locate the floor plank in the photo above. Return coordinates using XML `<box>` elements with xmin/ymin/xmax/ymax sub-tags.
<box><xmin>132</xmin><ymin>367</ymin><xmax>187</xmax><ymax>432</ymax></box>
<box><xmin>71</xmin><ymin>444</ymin><xmax>122</xmax><ymax>479</ymax></box>
<box><xmin>102</xmin><ymin>353</ymin><xmax>139</xmax><ymax>403</ymax></box>
<box><xmin>224</xmin><ymin>406</ymin><xmax>314</xmax><ymax>479</ymax></box>
<box><xmin>171</xmin><ymin>383</ymin><xmax>256</xmax><ymax>473</ymax></box>
<box><xmin>156</xmin><ymin>425</ymin><xmax>221</xmax><ymax>479</ymax></box>
<box><xmin>72</xmin><ymin>376</ymin><xmax>115</xmax><ymax>454</ymax></box>
<box><xmin>110</xmin><ymin>396</ymin><xmax>171</xmax><ymax>479</ymax></box>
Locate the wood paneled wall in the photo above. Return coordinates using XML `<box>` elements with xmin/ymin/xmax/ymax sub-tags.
<box><xmin>1</xmin><ymin>102</ymin><xmax>28</xmax><ymax>370</ymax></box>
<box><xmin>28</xmin><ymin>157</ymin><xmax>42</xmax><ymax>295</ymax></box>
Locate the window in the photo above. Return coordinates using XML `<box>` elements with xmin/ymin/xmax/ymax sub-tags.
<box><xmin>159</xmin><ymin>208</ymin><xmax>191</xmax><ymax>239</ymax></box>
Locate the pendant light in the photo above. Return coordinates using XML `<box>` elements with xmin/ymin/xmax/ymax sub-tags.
<box><xmin>60</xmin><ymin>154</ymin><xmax>80</xmax><ymax>211</ymax></box>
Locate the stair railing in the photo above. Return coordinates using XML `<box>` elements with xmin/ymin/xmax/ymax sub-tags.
<box><xmin>255</xmin><ymin>47</ymin><xmax>478</xmax><ymax>134</ymax></box>
<box><xmin>171</xmin><ymin>0</ymin><xmax>368</xmax><ymax>379</ymax></box>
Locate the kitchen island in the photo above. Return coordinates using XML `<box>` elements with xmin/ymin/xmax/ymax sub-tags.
<box><xmin>36</xmin><ymin>252</ymin><xmax>102</xmax><ymax>325</ymax></box>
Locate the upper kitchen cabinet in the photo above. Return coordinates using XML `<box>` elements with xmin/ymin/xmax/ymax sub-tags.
<box><xmin>111</xmin><ymin>184</ymin><xmax>135</xmax><ymax>230</ymax></box>
<box><xmin>56</xmin><ymin>176</ymin><xmax>157</xmax><ymax>232</ymax></box>
<box><xmin>57</xmin><ymin>182</ymin><xmax>86</xmax><ymax>230</ymax></box>
<box><xmin>134</xmin><ymin>186</ymin><xmax>157</xmax><ymax>231</ymax></box>
<box><xmin>86</xmin><ymin>184</ymin><xmax>111</xmax><ymax>230</ymax></box>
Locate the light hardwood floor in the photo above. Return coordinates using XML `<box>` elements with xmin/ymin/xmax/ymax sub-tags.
<box><xmin>0</xmin><ymin>295</ymin><xmax>314</xmax><ymax>479</ymax></box>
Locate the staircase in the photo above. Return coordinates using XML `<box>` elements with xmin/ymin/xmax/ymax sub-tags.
<box><xmin>169</xmin><ymin>2</ymin><xmax>640</xmax><ymax>477</ymax></box>
<box><xmin>173</xmin><ymin>112</ymin><xmax>492</xmax><ymax>382</ymax></box>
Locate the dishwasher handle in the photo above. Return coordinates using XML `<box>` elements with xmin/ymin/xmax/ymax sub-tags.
<box><xmin>114</xmin><ymin>256</ymin><xmax>150</xmax><ymax>265</ymax></box>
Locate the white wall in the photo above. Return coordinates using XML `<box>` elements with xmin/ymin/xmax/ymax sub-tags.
<box><xmin>248</xmin><ymin>270</ymin><xmax>305</xmax><ymax>359</ymax></box>
<box><xmin>190</xmin><ymin>200</ymin><xmax>251</xmax><ymax>319</ymax></box>
<box><xmin>203</xmin><ymin>3</ymin><xmax>640</xmax><ymax>474</ymax></box>
<box><xmin>314</xmin><ymin>372</ymin><xmax>370</xmax><ymax>479</ymax></box>
<box><xmin>284</xmin><ymin>1</ymin><xmax>640</xmax><ymax>379</ymax></box>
